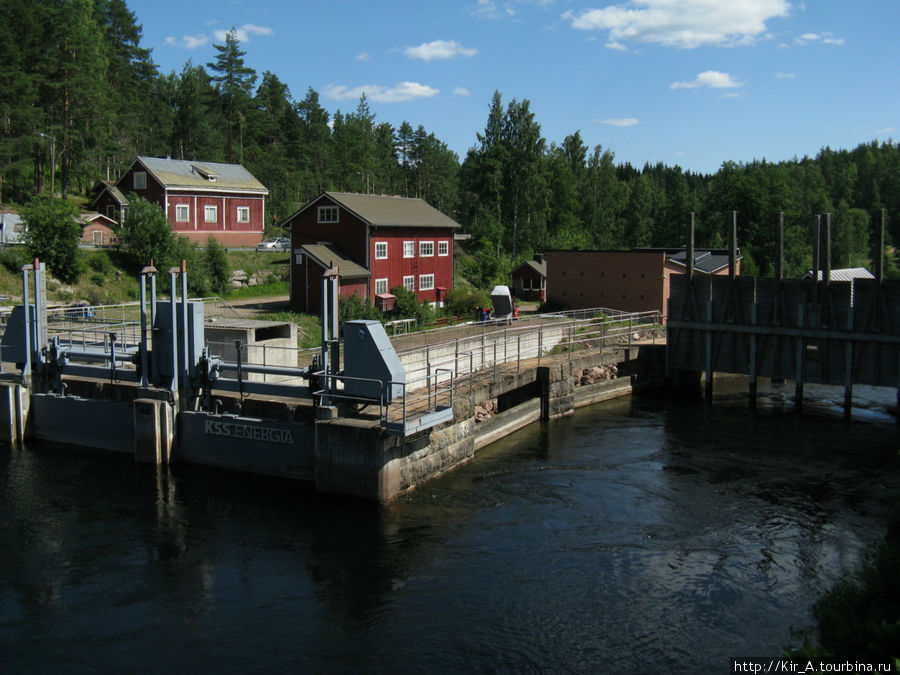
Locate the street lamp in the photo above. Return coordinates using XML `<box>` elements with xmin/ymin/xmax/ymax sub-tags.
<box><xmin>37</xmin><ymin>132</ymin><xmax>56</xmax><ymax>196</ymax></box>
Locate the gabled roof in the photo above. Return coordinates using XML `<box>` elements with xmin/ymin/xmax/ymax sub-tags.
<box><xmin>285</xmin><ymin>191</ymin><xmax>460</xmax><ymax>230</ymax></box>
<box><xmin>804</xmin><ymin>267</ymin><xmax>875</xmax><ymax>282</ymax></box>
<box><xmin>127</xmin><ymin>156</ymin><xmax>268</xmax><ymax>194</ymax></box>
<box><xmin>665</xmin><ymin>250</ymin><xmax>739</xmax><ymax>275</ymax></box>
<box><xmin>300</xmin><ymin>243</ymin><xmax>371</xmax><ymax>279</ymax></box>
<box><xmin>513</xmin><ymin>259</ymin><xmax>547</xmax><ymax>277</ymax></box>
<box><xmin>77</xmin><ymin>212</ymin><xmax>117</xmax><ymax>227</ymax></box>
<box><xmin>90</xmin><ymin>181</ymin><xmax>129</xmax><ymax>209</ymax></box>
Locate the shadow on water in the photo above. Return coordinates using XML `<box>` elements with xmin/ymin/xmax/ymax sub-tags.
<box><xmin>1</xmin><ymin>390</ymin><xmax>899</xmax><ymax>672</ymax></box>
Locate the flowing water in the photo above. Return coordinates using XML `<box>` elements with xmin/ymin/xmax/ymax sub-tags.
<box><xmin>1</xmin><ymin>393</ymin><xmax>898</xmax><ymax>673</ymax></box>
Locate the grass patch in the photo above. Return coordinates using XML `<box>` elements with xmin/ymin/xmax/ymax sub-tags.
<box><xmin>263</xmin><ymin>310</ymin><xmax>322</xmax><ymax>349</ymax></box>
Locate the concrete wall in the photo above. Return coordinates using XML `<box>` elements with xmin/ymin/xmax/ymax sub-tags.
<box><xmin>179</xmin><ymin>411</ymin><xmax>315</xmax><ymax>481</ymax></box>
<box><xmin>30</xmin><ymin>394</ymin><xmax>134</xmax><ymax>452</ymax></box>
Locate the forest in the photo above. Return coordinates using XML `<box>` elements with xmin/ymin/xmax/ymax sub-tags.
<box><xmin>2</xmin><ymin>0</ymin><xmax>899</xmax><ymax>288</ymax></box>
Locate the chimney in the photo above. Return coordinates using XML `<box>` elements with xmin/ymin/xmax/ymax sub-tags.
<box><xmin>534</xmin><ymin>253</ymin><xmax>544</xmax><ymax>264</ymax></box>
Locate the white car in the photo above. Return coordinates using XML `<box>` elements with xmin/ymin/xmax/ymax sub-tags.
<box><xmin>256</xmin><ymin>237</ymin><xmax>290</xmax><ymax>252</ymax></box>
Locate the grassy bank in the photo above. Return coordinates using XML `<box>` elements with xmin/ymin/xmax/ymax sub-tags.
<box><xmin>0</xmin><ymin>246</ymin><xmax>289</xmax><ymax>306</ymax></box>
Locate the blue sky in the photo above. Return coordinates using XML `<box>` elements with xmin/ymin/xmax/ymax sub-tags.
<box><xmin>128</xmin><ymin>0</ymin><xmax>899</xmax><ymax>175</ymax></box>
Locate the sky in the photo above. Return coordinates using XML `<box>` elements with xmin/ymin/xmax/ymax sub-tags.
<box><xmin>127</xmin><ymin>0</ymin><xmax>900</xmax><ymax>175</ymax></box>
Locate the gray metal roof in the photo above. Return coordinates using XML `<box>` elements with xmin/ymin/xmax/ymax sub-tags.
<box><xmin>301</xmin><ymin>243</ymin><xmax>371</xmax><ymax>278</ymax></box>
<box><xmin>804</xmin><ymin>267</ymin><xmax>875</xmax><ymax>282</ymax></box>
<box><xmin>666</xmin><ymin>250</ymin><xmax>736</xmax><ymax>275</ymax></box>
<box><xmin>286</xmin><ymin>191</ymin><xmax>461</xmax><ymax>230</ymax></box>
<box><xmin>513</xmin><ymin>259</ymin><xmax>547</xmax><ymax>277</ymax></box>
<box><xmin>133</xmin><ymin>156</ymin><xmax>268</xmax><ymax>194</ymax></box>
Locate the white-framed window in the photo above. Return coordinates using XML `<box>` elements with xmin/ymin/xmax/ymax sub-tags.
<box><xmin>236</xmin><ymin>206</ymin><xmax>250</xmax><ymax>223</ymax></box>
<box><xmin>318</xmin><ymin>206</ymin><xmax>338</xmax><ymax>223</ymax></box>
<box><xmin>374</xmin><ymin>241</ymin><xmax>388</xmax><ymax>259</ymax></box>
<box><xmin>419</xmin><ymin>241</ymin><xmax>434</xmax><ymax>257</ymax></box>
<box><xmin>175</xmin><ymin>204</ymin><xmax>190</xmax><ymax>222</ymax></box>
<box><xmin>403</xmin><ymin>241</ymin><xmax>415</xmax><ymax>258</ymax></box>
<box><xmin>375</xmin><ymin>278</ymin><xmax>389</xmax><ymax>295</ymax></box>
<box><xmin>438</xmin><ymin>240</ymin><xmax>449</xmax><ymax>256</ymax></box>
<box><xmin>419</xmin><ymin>274</ymin><xmax>434</xmax><ymax>291</ymax></box>
<box><xmin>133</xmin><ymin>171</ymin><xmax>146</xmax><ymax>190</ymax></box>
<box><xmin>204</xmin><ymin>205</ymin><xmax>217</xmax><ymax>223</ymax></box>
<box><xmin>403</xmin><ymin>275</ymin><xmax>415</xmax><ymax>292</ymax></box>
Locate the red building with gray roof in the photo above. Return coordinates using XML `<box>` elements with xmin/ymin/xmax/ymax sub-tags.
<box><xmin>281</xmin><ymin>191</ymin><xmax>461</xmax><ymax>314</ymax></box>
<box><xmin>91</xmin><ymin>156</ymin><xmax>269</xmax><ymax>246</ymax></box>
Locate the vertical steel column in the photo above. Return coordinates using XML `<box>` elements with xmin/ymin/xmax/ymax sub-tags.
<box><xmin>180</xmin><ymin>260</ymin><xmax>189</xmax><ymax>391</ymax></box>
<box><xmin>812</xmin><ymin>215</ymin><xmax>821</xmax><ymax>328</ymax></box>
<box><xmin>168</xmin><ymin>268</ymin><xmax>179</xmax><ymax>392</ymax></box>
<box><xmin>20</xmin><ymin>264</ymin><xmax>31</xmax><ymax>382</ymax></box>
<box><xmin>139</xmin><ymin>271</ymin><xmax>149</xmax><ymax>387</ymax></box>
<box><xmin>150</xmin><ymin>272</ymin><xmax>158</xmax><ymax>386</ymax></box>
<box><xmin>728</xmin><ymin>211</ymin><xmax>737</xmax><ymax>282</ymax></box>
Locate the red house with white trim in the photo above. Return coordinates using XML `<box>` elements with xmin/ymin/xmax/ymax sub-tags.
<box><xmin>92</xmin><ymin>156</ymin><xmax>269</xmax><ymax>246</ymax></box>
<box><xmin>282</xmin><ymin>192</ymin><xmax>461</xmax><ymax>315</ymax></box>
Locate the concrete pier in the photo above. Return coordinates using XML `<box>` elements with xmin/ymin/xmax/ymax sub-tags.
<box><xmin>0</xmin><ymin>346</ymin><xmax>639</xmax><ymax>502</ymax></box>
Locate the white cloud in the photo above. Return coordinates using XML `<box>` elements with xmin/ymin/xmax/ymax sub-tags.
<box><xmin>563</xmin><ymin>0</ymin><xmax>790</xmax><ymax>49</ymax></box>
<box><xmin>471</xmin><ymin>0</ymin><xmax>516</xmax><ymax>19</ymax></box>
<box><xmin>164</xmin><ymin>34</ymin><xmax>209</xmax><ymax>50</ymax></box>
<box><xmin>356</xmin><ymin>53</ymin><xmax>372</xmax><ymax>62</ymax></box>
<box><xmin>671</xmin><ymin>70</ymin><xmax>743</xmax><ymax>90</ymax></box>
<box><xmin>453</xmin><ymin>87</ymin><xmax>472</xmax><ymax>97</ymax></box>
<box><xmin>775</xmin><ymin>72</ymin><xmax>795</xmax><ymax>78</ymax></box>
<box><xmin>597</xmin><ymin>118</ymin><xmax>639</xmax><ymax>127</ymax></box>
<box><xmin>793</xmin><ymin>31</ymin><xmax>844</xmax><ymax>46</ymax></box>
<box><xmin>213</xmin><ymin>24</ymin><xmax>274</xmax><ymax>43</ymax></box>
<box><xmin>323</xmin><ymin>82</ymin><xmax>440</xmax><ymax>104</ymax></box>
<box><xmin>404</xmin><ymin>40</ymin><xmax>478</xmax><ymax>61</ymax></box>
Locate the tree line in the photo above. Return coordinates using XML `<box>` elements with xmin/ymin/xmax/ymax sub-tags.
<box><xmin>2</xmin><ymin>0</ymin><xmax>898</xmax><ymax>286</ymax></box>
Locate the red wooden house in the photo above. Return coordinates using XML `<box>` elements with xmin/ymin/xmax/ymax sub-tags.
<box><xmin>91</xmin><ymin>157</ymin><xmax>269</xmax><ymax>246</ymax></box>
<box><xmin>282</xmin><ymin>192</ymin><xmax>461</xmax><ymax>314</ymax></box>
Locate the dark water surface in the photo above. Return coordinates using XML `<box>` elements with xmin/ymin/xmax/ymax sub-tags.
<box><xmin>2</xmin><ymin>395</ymin><xmax>898</xmax><ymax>673</ymax></box>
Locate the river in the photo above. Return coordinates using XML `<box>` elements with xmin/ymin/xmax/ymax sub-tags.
<box><xmin>1</xmin><ymin>392</ymin><xmax>898</xmax><ymax>673</ymax></box>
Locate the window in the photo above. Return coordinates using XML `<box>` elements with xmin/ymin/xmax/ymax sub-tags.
<box><xmin>375</xmin><ymin>278</ymin><xmax>389</xmax><ymax>295</ymax></box>
<box><xmin>175</xmin><ymin>204</ymin><xmax>190</xmax><ymax>222</ymax></box>
<box><xmin>419</xmin><ymin>274</ymin><xmax>434</xmax><ymax>291</ymax></box>
<box><xmin>403</xmin><ymin>241</ymin><xmax>415</xmax><ymax>258</ymax></box>
<box><xmin>106</xmin><ymin>205</ymin><xmax>117</xmax><ymax>220</ymax></box>
<box><xmin>133</xmin><ymin>171</ymin><xmax>146</xmax><ymax>190</ymax></box>
<box><xmin>374</xmin><ymin>241</ymin><xmax>388</xmax><ymax>259</ymax></box>
<box><xmin>419</xmin><ymin>241</ymin><xmax>434</xmax><ymax>257</ymax></box>
<box><xmin>403</xmin><ymin>275</ymin><xmax>415</xmax><ymax>292</ymax></box>
<box><xmin>236</xmin><ymin>206</ymin><xmax>250</xmax><ymax>223</ymax></box>
<box><xmin>438</xmin><ymin>240</ymin><xmax>449</xmax><ymax>256</ymax></box>
<box><xmin>318</xmin><ymin>206</ymin><xmax>338</xmax><ymax>223</ymax></box>
<box><xmin>204</xmin><ymin>205</ymin><xmax>217</xmax><ymax>223</ymax></box>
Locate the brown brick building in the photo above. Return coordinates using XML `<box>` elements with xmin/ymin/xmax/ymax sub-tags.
<box><xmin>546</xmin><ymin>249</ymin><xmax>740</xmax><ymax>319</ymax></box>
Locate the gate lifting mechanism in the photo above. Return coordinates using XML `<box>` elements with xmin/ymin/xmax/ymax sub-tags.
<box><xmin>0</xmin><ymin>260</ymin><xmax>453</xmax><ymax>436</ymax></box>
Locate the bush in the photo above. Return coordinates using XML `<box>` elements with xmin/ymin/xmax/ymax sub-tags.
<box><xmin>119</xmin><ymin>195</ymin><xmax>175</xmax><ymax>270</ymax></box>
<box><xmin>444</xmin><ymin>286</ymin><xmax>491</xmax><ymax>319</ymax></box>
<box><xmin>339</xmin><ymin>293</ymin><xmax>381</xmax><ymax>323</ymax></box>
<box><xmin>87</xmin><ymin>251</ymin><xmax>113</xmax><ymax>276</ymax></box>
<box><xmin>0</xmin><ymin>246</ymin><xmax>29</xmax><ymax>274</ymax></box>
<box><xmin>22</xmin><ymin>197</ymin><xmax>81</xmax><ymax>283</ymax></box>
<box><xmin>389</xmin><ymin>285</ymin><xmax>434</xmax><ymax>326</ymax></box>
<box><xmin>205</xmin><ymin>236</ymin><xmax>229</xmax><ymax>295</ymax></box>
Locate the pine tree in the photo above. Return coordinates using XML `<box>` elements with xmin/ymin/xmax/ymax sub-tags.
<box><xmin>207</xmin><ymin>28</ymin><xmax>257</xmax><ymax>164</ymax></box>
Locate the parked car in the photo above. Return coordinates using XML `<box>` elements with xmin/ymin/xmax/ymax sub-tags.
<box><xmin>256</xmin><ymin>237</ymin><xmax>290</xmax><ymax>252</ymax></box>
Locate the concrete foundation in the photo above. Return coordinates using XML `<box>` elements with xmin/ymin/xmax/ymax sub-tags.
<box><xmin>0</xmin><ymin>348</ymin><xmax>637</xmax><ymax>502</ymax></box>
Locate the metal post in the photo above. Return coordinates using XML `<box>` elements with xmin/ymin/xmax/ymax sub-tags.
<box><xmin>235</xmin><ymin>339</ymin><xmax>244</xmax><ymax>403</ymax></box>
<box><xmin>180</xmin><ymin>260</ymin><xmax>189</xmax><ymax>391</ymax></box>
<box><xmin>21</xmin><ymin>265</ymin><xmax>31</xmax><ymax>383</ymax></box>
<box><xmin>139</xmin><ymin>272</ymin><xmax>149</xmax><ymax>387</ymax></box>
<box><xmin>728</xmin><ymin>210</ymin><xmax>737</xmax><ymax>282</ymax></box>
<box><xmin>812</xmin><ymin>215</ymin><xmax>821</xmax><ymax>328</ymax></box>
<box><xmin>168</xmin><ymin>269</ymin><xmax>178</xmax><ymax>392</ymax></box>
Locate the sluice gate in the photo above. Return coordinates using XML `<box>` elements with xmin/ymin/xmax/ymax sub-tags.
<box><xmin>667</xmin><ymin>211</ymin><xmax>900</xmax><ymax>415</ymax></box>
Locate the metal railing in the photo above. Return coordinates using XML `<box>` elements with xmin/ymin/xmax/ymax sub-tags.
<box><xmin>394</xmin><ymin>309</ymin><xmax>664</xmax><ymax>396</ymax></box>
